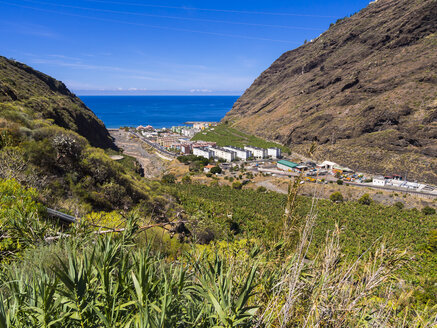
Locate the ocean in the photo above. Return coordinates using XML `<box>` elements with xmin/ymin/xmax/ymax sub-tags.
<box><xmin>79</xmin><ymin>95</ymin><xmax>239</xmax><ymax>128</ymax></box>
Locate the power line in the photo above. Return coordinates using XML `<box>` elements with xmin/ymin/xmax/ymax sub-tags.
<box><xmin>81</xmin><ymin>0</ymin><xmax>337</xmax><ymax>18</ymax></box>
<box><xmin>15</xmin><ymin>0</ymin><xmax>326</xmax><ymax>31</ymax></box>
<box><xmin>3</xmin><ymin>1</ymin><xmax>301</xmax><ymax>44</ymax></box>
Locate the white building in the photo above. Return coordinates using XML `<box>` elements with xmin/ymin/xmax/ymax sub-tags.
<box><xmin>244</xmin><ymin>146</ymin><xmax>267</xmax><ymax>159</ymax></box>
<box><xmin>267</xmin><ymin>147</ymin><xmax>282</xmax><ymax>159</ymax></box>
<box><xmin>193</xmin><ymin>147</ymin><xmax>214</xmax><ymax>159</ymax></box>
<box><xmin>321</xmin><ymin>161</ymin><xmax>338</xmax><ymax>171</ymax></box>
<box><xmin>372</xmin><ymin>176</ymin><xmax>386</xmax><ymax>186</ymax></box>
<box><xmin>223</xmin><ymin>146</ymin><xmax>252</xmax><ymax>161</ymax></box>
<box><xmin>210</xmin><ymin>147</ymin><xmax>236</xmax><ymax>162</ymax></box>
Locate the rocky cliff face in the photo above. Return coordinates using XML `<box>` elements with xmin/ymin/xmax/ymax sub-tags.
<box><xmin>0</xmin><ymin>56</ymin><xmax>116</xmax><ymax>149</ymax></box>
<box><xmin>225</xmin><ymin>0</ymin><xmax>437</xmax><ymax>183</ymax></box>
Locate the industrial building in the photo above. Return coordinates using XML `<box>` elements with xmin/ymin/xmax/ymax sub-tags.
<box><xmin>277</xmin><ymin>160</ymin><xmax>299</xmax><ymax>171</ymax></box>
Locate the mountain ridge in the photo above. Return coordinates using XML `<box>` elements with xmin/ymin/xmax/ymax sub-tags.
<box><xmin>224</xmin><ymin>0</ymin><xmax>437</xmax><ymax>183</ymax></box>
<box><xmin>0</xmin><ymin>56</ymin><xmax>116</xmax><ymax>149</ymax></box>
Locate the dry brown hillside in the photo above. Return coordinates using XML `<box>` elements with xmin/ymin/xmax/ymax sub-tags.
<box><xmin>225</xmin><ymin>0</ymin><xmax>437</xmax><ymax>183</ymax></box>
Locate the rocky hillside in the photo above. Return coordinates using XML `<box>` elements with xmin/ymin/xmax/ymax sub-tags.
<box><xmin>0</xmin><ymin>56</ymin><xmax>115</xmax><ymax>149</ymax></box>
<box><xmin>225</xmin><ymin>0</ymin><xmax>437</xmax><ymax>183</ymax></box>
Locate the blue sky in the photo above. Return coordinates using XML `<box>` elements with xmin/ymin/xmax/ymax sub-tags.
<box><xmin>0</xmin><ymin>0</ymin><xmax>371</xmax><ymax>95</ymax></box>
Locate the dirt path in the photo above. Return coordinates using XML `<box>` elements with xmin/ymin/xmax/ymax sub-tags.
<box><xmin>110</xmin><ymin>129</ymin><xmax>167</xmax><ymax>178</ymax></box>
<box><xmin>255</xmin><ymin>179</ymin><xmax>287</xmax><ymax>194</ymax></box>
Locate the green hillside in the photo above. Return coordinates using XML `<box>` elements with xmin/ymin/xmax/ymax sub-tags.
<box><xmin>192</xmin><ymin>123</ymin><xmax>291</xmax><ymax>153</ymax></box>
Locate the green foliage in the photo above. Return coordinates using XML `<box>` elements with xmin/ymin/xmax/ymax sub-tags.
<box><xmin>181</xmin><ymin>175</ymin><xmax>192</xmax><ymax>184</ymax></box>
<box><xmin>256</xmin><ymin>186</ymin><xmax>267</xmax><ymax>193</ymax></box>
<box><xmin>177</xmin><ymin>154</ymin><xmax>209</xmax><ymax>166</ymax></box>
<box><xmin>210</xmin><ymin>166</ymin><xmax>222</xmax><ymax>174</ymax></box>
<box><xmin>427</xmin><ymin>229</ymin><xmax>437</xmax><ymax>253</ymax></box>
<box><xmin>0</xmin><ymin>179</ymin><xmax>56</xmax><ymax>257</ymax></box>
<box><xmin>191</xmin><ymin>124</ymin><xmax>290</xmax><ymax>153</ymax></box>
<box><xmin>422</xmin><ymin>206</ymin><xmax>436</xmax><ymax>215</ymax></box>
<box><xmin>336</xmin><ymin>179</ymin><xmax>343</xmax><ymax>185</ymax></box>
<box><xmin>232</xmin><ymin>181</ymin><xmax>243</xmax><ymax>190</ymax></box>
<box><xmin>358</xmin><ymin>193</ymin><xmax>372</xmax><ymax>205</ymax></box>
<box><xmin>330</xmin><ymin>191</ymin><xmax>344</xmax><ymax>203</ymax></box>
<box><xmin>0</xmin><ymin>232</ymin><xmax>259</xmax><ymax>327</ymax></box>
<box><xmin>161</xmin><ymin>174</ymin><xmax>176</xmax><ymax>184</ymax></box>
<box><xmin>394</xmin><ymin>201</ymin><xmax>404</xmax><ymax>210</ymax></box>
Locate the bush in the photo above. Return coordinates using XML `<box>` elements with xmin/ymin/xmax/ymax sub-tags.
<box><xmin>161</xmin><ymin>174</ymin><xmax>176</xmax><ymax>184</ymax></box>
<box><xmin>210</xmin><ymin>166</ymin><xmax>222</xmax><ymax>174</ymax></box>
<box><xmin>427</xmin><ymin>229</ymin><xmax>437</xmax><ymax>252</ymax></box>
<box><xmin>206</xmin><ymin>173</ymin><xmax>212</xmax><ymax>178</ymax></box>
<box><xmin>257</xmin><ymin>186</ymin><xmax>267</xmax><ymax>193</ymax></box>
<box><xmin>336</xmin><ymin>179</ymin><xmax>343</xmax><ymax>185</ymax></box>
<box><xmin>181</xmin><ymin>175</ymin><xmax>192</xmax><ymax>184</ymax></box>
<box><xmin>189</xmin><ymin>161</ymin><xmax>202</xmax><ymax>172</ymax></box>
<box><xmin>422</xmin><ymin>206</ymin><xmax>436</xmax><ymax>216</ymax></box>
<box><xmin>358</xmin><ymin>193</ymin><xmax>372</xmax><ymax>205</ymax></box>
<box><xmin>330</xmin><ymin>191</ymin><xmax>344</xmax><ymax>203</ymax></box>
<box><xmin>232</xmin><ymin>181</ymin><xmax>243</xmax><ymax>190</ymax></box>
<box><xmin>394</xmin><ymin>201</ymin><xmax>404</xmax><ymax>210</ymax></box>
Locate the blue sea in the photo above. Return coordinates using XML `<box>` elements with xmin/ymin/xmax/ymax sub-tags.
<box><xmin>79</xmin><ymin>96</ymin><xmax>239</xmax><ymax>128</ymax></box>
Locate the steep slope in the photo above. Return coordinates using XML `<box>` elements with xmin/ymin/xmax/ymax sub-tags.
<box><xmin>0</xmin><ymin>57</ymin><xmax>168</xmax><ymax>215</ymax></box>
<box><xmin>0</xmin><ymin>56</ymin><xmax>115</xmax><ymax>149</ymax></box>
<box><xmin>225</xmin><ymin>0</ymin><xmax>437</xmax><ymax>183</ymax></box>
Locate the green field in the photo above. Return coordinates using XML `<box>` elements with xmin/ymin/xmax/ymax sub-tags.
<box><xmin>191</xmin><ymin>124</ymin><xmax>291</xmax><ymax>153</ymax></box>
<box><xmin>171</xmin><ymin>183</ymin><xmax>437</xmax><ymax>276</ymax></box>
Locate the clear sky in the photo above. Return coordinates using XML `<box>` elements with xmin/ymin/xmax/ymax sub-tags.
<box><xmin>1</xmin><ymin>0</ymin><xmax>371</xmax><ymax>95</ymax></box>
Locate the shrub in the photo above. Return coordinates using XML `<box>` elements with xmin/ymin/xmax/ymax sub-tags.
<box><xmin>257</xmin><ymin>186</ymin><xmax>267</xmax><ymax>193</ymax></box>
<box><xmin>206</xmin><ymin>173</ymin><xmax>212</xmax><ymax>178</ymax></box>
<box><xmin>210</xmin><ymin>166</ymin><xmax>222</xmax><ymax>174</ymax></box>
<box><xmin>358</xmin><ymin>193</ymin><xmax>372</xmax><ymax>205</ymax></box>
<box><xmin>181</xmin><ymin>175</ymin><xmax>192</xmax><ymax>184</ymax></box>
<box><xmin>189</xmin><ymin>161</ymin><xmax>202</xmax><ymax>172</ymax></box>
<box><xmin>422</xmin><ymin>206</ymin><xmax>436</xmax><ymax>216</ymax></box>
<box><xmin>427</xmin><ymin>229</ymin><xmax>437</xmax><ymax>252</ymax></box>
<box><xmin>161</xmin><ymin>173</ymin><xmax>176</xmax><ymax>184</ymax></box>
<box><xmin>336</xmin><ymin>179</ymin><xmax>343</xmax><ymax>185</ymax></box>
<box><xmin>394</xmin><ymin>201</ymin><xmax>404</xmax><ymax>210</ymax></box>
<box><xmin>232</xmin><ymin>181</ymin><xmax>243</xmax><ymax>190</ymax></box>
<box><xmin>330</xmin><ymin>191</ymin><xmax>344</xmax><ymax>203</ymax></box>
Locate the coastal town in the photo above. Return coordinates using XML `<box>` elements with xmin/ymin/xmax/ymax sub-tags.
<box><xmin>114</xmin><ymin>122</ymin><xmax>437</xmax><ymax>197</ymax></box>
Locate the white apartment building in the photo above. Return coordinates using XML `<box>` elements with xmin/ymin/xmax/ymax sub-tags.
<box><xmin>193</xmin><ymin>147</ymin><xmax>214</xmax><ymax>159</ymax></box>
<box><xmin>222</xmin><ymin>146</ymin><xmax>252</xmax><ymax>161</ymax></box>
<box><xmin>210</xmin><ymin>147</ymin><xmax>236</xmax><ymax>162</ymax></box>
<box><xmin>244</xmin><ymin>146</ymin><xmax>267</xmax><ymax>159</ymax></box>
<box><xmin>267</xmin><ymin>147</ymin><xmax>282</xmax><ymax>159</ymax></box>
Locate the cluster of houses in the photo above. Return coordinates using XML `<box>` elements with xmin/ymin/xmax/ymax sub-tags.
<box><xmin>136</xmin><ymin>122</ymin><xmax>219</xmax><ymax>151</ymax></box>
<box><xmin>171</xmin><ymin>121</ymin><xmax>218</xmax><ymax>138</ymax></box>
<box><xmin>193</xmin><ymin>145</ymin><xmax>282</xmax><ymax>162</ymax></box>
<box><xmin>135</xmin><ymin>123</ymin><xmax>283</xmax><ymax>162</ymax></box>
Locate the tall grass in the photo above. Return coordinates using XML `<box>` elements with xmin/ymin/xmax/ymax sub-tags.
<box><xmin>0</xmin><ymin>178</ymin><xmax>436</xmax><ymax>326</ymax></box>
